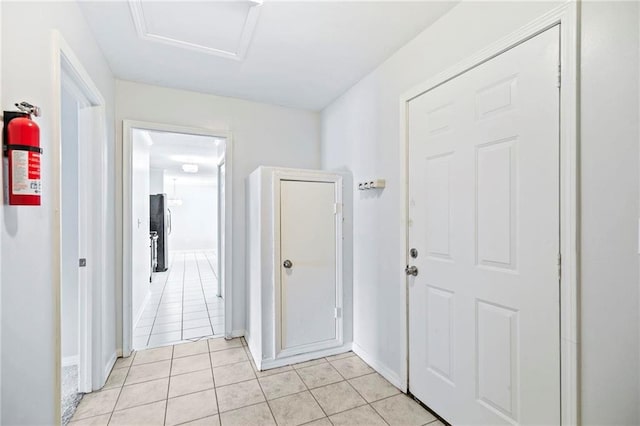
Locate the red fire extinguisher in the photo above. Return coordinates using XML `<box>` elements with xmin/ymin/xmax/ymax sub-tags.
<box><xmin>3</xmin><ymin>102</ymin><xmax>42</xmax><ymax>206</ymax></box>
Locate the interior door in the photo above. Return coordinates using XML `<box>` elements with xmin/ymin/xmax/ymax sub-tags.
<box><xmin>408</xmin><ymin>27</ymin><xmax>560</xmax><ymax>425</ymax></box>
<box><xmin>280</xmin><ymin>179</ymin><xmax>337</xmax><ymax>352</ymax></box>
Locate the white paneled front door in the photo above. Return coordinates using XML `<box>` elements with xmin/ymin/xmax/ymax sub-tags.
<box><xmin>280</xmin><ymin>179</ymin><xmax>338</xmax><ymax>352</ymax></box>
<box><xmin>408</xmin><ymin>27</ymin><xmax>560</xmax><ymax>425</ymax></box>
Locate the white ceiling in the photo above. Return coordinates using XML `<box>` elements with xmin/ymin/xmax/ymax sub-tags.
<box><xmin>147</xmin><ymin>130</ymin><xmax>223</xmax><ymax>177</ymax></box>
<box><xmin>78</xmin><ymin>1</ymin><xmax>458</xmax><ymax>110</ymax></box>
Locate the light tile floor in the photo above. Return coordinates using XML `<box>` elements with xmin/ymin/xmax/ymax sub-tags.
<box><xmin>70</xmin><ymin>338</ymin><xmax>444</xmax><ymax>426</ymax></box>
<box><xmin>134</xmin><ymin>251</ymin><xmax>225</xmax><ymax>350</ymax></box>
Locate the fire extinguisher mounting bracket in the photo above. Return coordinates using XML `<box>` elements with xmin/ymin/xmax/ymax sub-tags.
<box><xmin>15</xmin><ymin>102</ymin><xmax>41</xmax><ymax>117</ymax></box>
<box><xmin>3</xmin><ymin>102</ymin><xmax>41</xmax><ymax>157</ymax></box>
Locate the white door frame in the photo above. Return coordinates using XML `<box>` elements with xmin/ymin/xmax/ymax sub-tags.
<box><xmin>52</xmin><ymin>30</ymin><xmax>108</xmax><ymax>400</ymax></box>
<box><xmin>272</xmin><ymin>169</ymin><xmax>344</xmax><ymax>359</ymax></box>
<box><xmin>216</xmin><ymin>157</ymin><xmax>225</xmax><ymax>298</ymax></box>
<box><xmin>121</xmin><ymin>120</ymin><xmax>233</xmax><ymax>356</ymax></box>
<box><xmin>399</xmin><ymin>3</ymin><xmax>578</xmax><ymax>425</ymax></box>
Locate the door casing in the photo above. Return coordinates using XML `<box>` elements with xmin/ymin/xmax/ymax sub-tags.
<box><xmin>53</xmin><ymin>30</ymin><xmax>109</xmax><ymax>408</ymax></box>
<box><xmin>121</xmin><ymin>121</ymin><xmax>233</xmax><ymax>356</ymax></box>
<box><xmin>398</xmin><ymin>3</ymin><xmax>579</xmax><ymax>425</ymax></box>
<box><xmin>217</xmin><ymin>158</ymin><xmax>225</xmax><ymax>299</ymax></box>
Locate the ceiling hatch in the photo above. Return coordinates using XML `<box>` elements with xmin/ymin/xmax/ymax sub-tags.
<box><xmin>128</xmin><ymin>0</ymin><xmax>262</xmax><ymax>61</ymax></box>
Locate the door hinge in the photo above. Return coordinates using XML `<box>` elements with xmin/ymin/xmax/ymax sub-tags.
<box><xmin>334</xmin><ymin>307</ymin><xmax>342</xmax><ymax>319</ymax></box>
<box><xmin>557</xmin><ymin>253</ymin><xmax>562</xmax><ymax>280</ymax></box>
<box><xmin>334</xmin><ymin>203</ymin><xmax>342</xmax><ymax>215</ymax></box>
<box><xmin>557</xmin><ymin>63</ymin><xmax>561</xmax><ymax>88</ymax></box>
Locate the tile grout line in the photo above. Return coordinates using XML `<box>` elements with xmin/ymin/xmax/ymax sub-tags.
<box><xmin>115</xmin><ymin>360</ymin><xmax>214</xmax><ymax>408</ymax></box>
<box><xmin>253</xmin><ymin>361</ymin><xmax>279</xmax><ymax>425</ymax></box>
<box><xmin>291</xmin><ymin>362</ymin><xmax>331</xmax><ymax>421</ymax></box>
<box><xmin>324</xmin><ymin>357</ymin><xmax>392</xmax><ymax>426</ymax></box>
<box><xmin>163</xmin><ymin>344</ymin><xmax>176</xmax><ymax>426</ymax></box>
<box><xmin>103</xmin><ymin>352</ymin><xmax>135</xmax><ymax>424</ymax></box>
<box><xmin>207</xmin><ymin>339</ymin><xmax>223</xmax><ymax>421</ymax></box>
<box><xmin>339</xmin><ymin>380</ymin><xmax>383</xmax><ymax>424</ymax></box>
<box><xmin>83</xmin><ymin>342</ymin><xmax>430</xmax><ymax>426</ymax></box>
<box><xmin>201</xmin><ymin>249</ymin><xmax>225</xmax><ymax>337</ymax></box>
<box><xmin>288</xmin><ymin>357</ymin><xmax>393</xmax><ymax>425</ymax></box>
<box><xmin>144</xmin><ymin>253</ymin><xmax>175</xmax><ymax>348</ymax></box>
<box><xmin>180</xmin><ymin>253</ymin><xmax>187</xmax><ymax>342</ymax></box>
<box><xmin>203</xmin><ymin>250</ymin><xmax>218</xmax><ymax>281</ymax></box>
<box><xmin>194</xmin><ymin>251</ymin><xmax>216</xmax><ymax>336</ymax></box>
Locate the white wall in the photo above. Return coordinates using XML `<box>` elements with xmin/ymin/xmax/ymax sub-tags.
<box><xmin>164</xmin><ymin>174</ymin><xmax>217</xmax><ymax>252</ymax></box>
<box><xmin>149</xmin><ymin>168</ymin><xmax>164</xmax><ymax>194</ymax></box>
<box><xmin>320</xmin><ymin>1</ymin><xmax>639</xmax><ymax>423</ymax></box>
<box><xmin>580</xmin><ymin>2</ymin><xmax>639</xmax><ymax>423</ymax></box>
<box><xmin>61</xmin><ymin>88</ymin><xmax>79</xmax><ymax>363</ymax></box>
<box><xmin>321</xmin><ymin>0</ymin><xmax>563</xmax><ymax>389</ymax></box>
<box><xmin>115</xmin><ymin>80</ymin><xmax>320</xmax><ymax>343</ymax></box>
<box><xmin>131</xmin><ymin>130</ymin><xmax>151</xmax><ymax>327</ymax></box>
<box><xmin>1</xmin><ymin>2</ymin><xmax>116</xmax><ymax>423</ymax></box>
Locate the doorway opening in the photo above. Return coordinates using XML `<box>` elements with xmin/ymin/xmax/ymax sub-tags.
<box><xmin>60</xmin><ymin>76</ymin><xmax>84</xmax><ymax>425</ymax></box>
<box><xmin>57</xmin><ymin>36</ymin><xmax>108</xmax><ymax>424</ymax></box>
<box><xmin>123</xmin><ymin>123</ymin><xmax>231</xmax><ymax>353</ymax></box>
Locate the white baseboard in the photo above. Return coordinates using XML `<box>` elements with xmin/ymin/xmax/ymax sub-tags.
<box><xmin>62</xmin><ymin>355</ymin><xmax>78</xmax><ymax>368</ymax></box>
<box><xmin>352</xmin><ymin>341</ymin><xmax>405</xmax><ymax>391</ymax></box>
<box><xmin>105</xmin><ymin>352</ymin><xmax>117</xmax><ymax>377</ymax></box>
<box><xmin>228</xmin><ymin>329</ymin><xmax>245</xmax><ymax>338</ymax></box>
<box><xmin>259</xmin><ymin>342</ymin><xmax>353</xmax><ymax>371</ymax></box>
<box><xmin>132</xmin><ymin>290</ymin><xmax>151</xmax><ymax>330</ymax></box>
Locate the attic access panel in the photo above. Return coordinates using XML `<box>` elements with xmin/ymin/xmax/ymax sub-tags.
<box><xmin>129</xmin><ymin>0</ymin><xmax>262</xmax><ymax>60</ymax></box>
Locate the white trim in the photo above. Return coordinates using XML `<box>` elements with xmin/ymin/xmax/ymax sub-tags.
<box><xmin>398</xmin><ymin>3</ymin><xmax>578</xmax><ymax>425</ymax></box>
<box><xmin>223</xmin><ymin>139</ymin><xmax>234</xmax><ymax>339</ymax></box>
<box><xmin>271</xmin><ymin>169</ymin><xmax>344</xmax><ymax>359</ymax></box>
<box><xmin>260</xmin><ymin>343</ymin><xmax>352</xmax><ymax>371</ymax></box>
<box><xmin>128</xmin><ymin>0</ymin><xmax>262</xmax><ymax>61</ymax></box>
<box><xmin>52</xmin><ymin>29</ymin><xmax>108</xmax><ymax>402</ymax></box>
<box><xmin>217</xmin><ymin>158</ymin><xmax>225</xmax><ymax>298</ymax></box>
<box><xmin>132</xmin><ymin>289</ymin><xmax>151</xmax><ymax>330</ymax></box>
<box><xmin>103</xmin><ymin>351</ymin><xmax>117</xmax><ymax>382</ymax></box>
<box><xmin>229</xmin><ymin>329</ymin><xmax>246</xmax><ymax>339</ymax></box>
<box><xmin>121</xmin><ymin>120</ymin><xmax>234</xmax><ymax>355</ymax></box>
<box><xmin>62</xmin><ymin>355</ymin><xmax>79</xmax><ymax>368</ymax></box>
<box><xmin>0</xmin><ymin>1</ymin><xmax>3</xmax><ymax>420</ymax></box>
<box><xmin>352</xmin><ymin>342</ymin><xmax>402</xmax><ymax>390</ymax></box>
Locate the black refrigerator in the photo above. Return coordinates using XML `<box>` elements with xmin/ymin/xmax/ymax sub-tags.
<box><xmin>150</xmin><ymin>194</ymin><xmax>171</xmax><ymax>272</ymax></box>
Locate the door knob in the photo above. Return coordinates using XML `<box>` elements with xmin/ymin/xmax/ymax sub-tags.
<box><xmin>283</xmin><ymin>259</ymin><xmax>293</xmax><ymax>269</ymax></box>
<box><xmin>405</xmin><ymin>265</ymin><xmax>418</xmax><ymax>276</ymax></box>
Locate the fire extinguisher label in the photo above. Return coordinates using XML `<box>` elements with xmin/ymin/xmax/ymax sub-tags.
<box><xmin>11</xmin><ymin>150</ymin><xmax>41</xmax><ymax>195</ymax></box>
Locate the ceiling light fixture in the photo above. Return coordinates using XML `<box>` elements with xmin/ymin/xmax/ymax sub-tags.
<box><xmin>182</xmin><ymin>164</ymin><xmax>199</xmax><ymax>173</ymax></box>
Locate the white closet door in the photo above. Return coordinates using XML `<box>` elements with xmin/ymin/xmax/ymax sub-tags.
<box><xmin>280</xmin><ymin>180</ymin><xmax>337</xmax><ymax>351</ymax></box>
<box><xmin>408</xmin><ymin>27</ymin><xmax>560</xmax><ymax>425</ymax></box>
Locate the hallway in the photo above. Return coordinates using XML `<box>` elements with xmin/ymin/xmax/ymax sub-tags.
<box><xmin>133</xmin><ymin>251</ymin><xmax>225</xmax><ymax>350</ymax></box>
<box><xmin>69</xmin><ymin>338</ymin><xmax>442</xmax><ymax>426</ymax></box>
